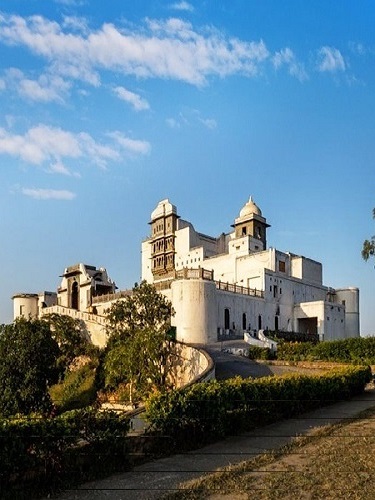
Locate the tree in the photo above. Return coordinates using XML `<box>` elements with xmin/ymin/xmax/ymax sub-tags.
<box><xmin>105</xmin><ymin>281</ymin><xmax>173</xmax><ymax>344</ymax></box>
<box><xmin>103</xmin><ymin>281</ymin><xmax>174</xmax><ymax>403</ymax></box>
<box><xmin>362</xmin><ymin>208</ymin><xmax>375</xmax><ymax>263</ymax></box>
<box><xmin>0</xmin><ymin>318</ymin><xmax>60</xmax><ymax>417</ymax></box>
<box><xmin>42</xmin><ymin>313</ymin><xmax>93</xmax><ymax>374</ymax></box>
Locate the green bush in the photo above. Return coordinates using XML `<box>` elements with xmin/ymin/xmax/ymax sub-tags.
<box><xmin>0</xmin><ymin>408</ymin><xmax>130</xmax><ymax>497</ymax></box>
<box><xmin>276</xmin><ymin>337</ymin><xmax>375</xmax><ymax>364</ymax></box>
<box><xmin>145</xmin><ymin>365</ymin><xmax>371</xmax><ymax>448</ymax></box>
<box><xmin>248</xmin><ymin>346</ymin><xmax>275</xmax><ymax>360</ymax></box>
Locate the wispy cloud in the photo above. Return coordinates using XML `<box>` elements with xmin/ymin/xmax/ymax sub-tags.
<box><xmin>198</xmin><ymin>117</ymin><xmax>217</xmax><ymax>129</ymax></box>
<box><xmin>21</xmin><ymin>187</ymin><xmax>76</xmax><ymax>200</ymax></box>
<box><xmin>272</xmin><ymin>47</ymin><xmax>308</xmax><ymax>82</ymax></box>
<box><xmin>0</xmin><ymin>13</ymin><xmax>269</xmax><ymax>87</ymax></box>
<box><xmin>170</xmin><ymin>1</ymin><xmax>194</xmax><ymax>12</ymax></box>
<box><xmin>48</xmin><ymin>160</ymin><xmax>81</xmax><ymax>177</ymax></box>
<box><xmin>317</xmin><ymin>46</ymin><xmax>346</xmax><ymax>73</ymax></box>
<box><xmin>108</xmin><ymin>131</ymin><xmax>151</xmax><ymax>155</ymax></box>
<box><xmin>113</xmin><ymin>86</ymin><xmax>150</xmax><ymax>111</ymax></box>
<box><xmin>5</xmin><ymin>68</ymin><xmax>71</xmax><ymax>103</ymax></box>
<box><xmin>167</xmin><ymin>109</ymin><xmax>216</xmax><ymax>129</ymax></box>
<box><xmin>0</xmin><ymin>124</ymin><xmax>150</xmax><ymax>171</ymax></box>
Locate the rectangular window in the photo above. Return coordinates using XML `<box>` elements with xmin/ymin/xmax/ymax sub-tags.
<box><xmin>279</xmin><ymin>261</ymin><xmax>286</xmax><ymax>272</ymax></box>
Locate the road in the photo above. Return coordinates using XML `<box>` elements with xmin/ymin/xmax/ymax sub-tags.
<box><xmin>204</xmin><ymin>340</ymin><xmax>315</xmax><ymax>379</ymax></box>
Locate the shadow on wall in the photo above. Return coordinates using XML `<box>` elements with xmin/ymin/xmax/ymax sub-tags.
<box><xmin>167</xmin><ymin>342</ymin><xmax>214</xmax><ymax>388</ymax></box>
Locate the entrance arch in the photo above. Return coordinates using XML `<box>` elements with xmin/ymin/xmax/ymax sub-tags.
<box><xmin>242</xmin><ymin>313</ymin><xmax>247</xmax><ymax>331</ymax></box>
<box><xmin>224</xmin><ymin>308</ymin><xmax>230</xmax><ymax>330</ymax></box>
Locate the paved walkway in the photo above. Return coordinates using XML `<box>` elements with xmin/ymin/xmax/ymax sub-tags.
<box><xmin>57</xmin><ymin>387</ymin><xmax>375</xmax><ymax>500</ymax></box>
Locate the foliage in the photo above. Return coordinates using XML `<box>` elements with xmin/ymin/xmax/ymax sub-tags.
<box><xmin>105</xmin><ymin>281</ymin><xmax>173</xmax><ymax>344</ymax></box>
<box><xmin>0</xmin><ymin>408</ymin><xmax>130</xmax><ymax>496</ymax></box>
<box><xmin>42</xmin><ymin>313</ymin><xmax>95</xmax><ymax>374</ymax></box>
<box><xmin>266</xmin><ymin>330</ymin><xmax>319</xmax><ymax>344</ymax></box>
<box><xmin>362</xmin><ymin>207</ymin><xmax>375</xmax><ymax>263</ymax></box>
<box><xmin>49</xmin><ymin>360</ymin><xmax>98</xmax><ymax>412</ymax></box>
<box><xmin>0</xmin><ymin>318</ymin><xmax>60</xmax><ymax>417</ymax></box>
<box><xmin>145</xmin><ymin>366</ymin><xmax>371</xmax><ymax>448</ymax></box>
<box><xmin>103</xmin><ymin>281</ymin><xmax>174</xmax><ymax>403</ymax></box>
<box><xmin>248</xmin><ymin>345</ymin><xmax>275</xmax><ymax>360</ymax></box>
<box><xmin>276</xmin><ymin>337</ymin><xmax>375</xmax><ymax>364</ymax></box>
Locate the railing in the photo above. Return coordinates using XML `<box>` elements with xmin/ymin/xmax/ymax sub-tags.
<box><xmin>41</xmin><ymin>305</ymin><xmax>107</xmax><ymax>326</ymax></box>
<box><xmin>91</xmin><ymin>290</ymin><xmax>132</xmax><ymax>305</ymax></box>
<box><xmin>215</xmin><ymin>281</ymin><xmax>264</xmax><ymax>298</ymax></box>
<box><xmin>88</xmin><ymin>268</ymin><xmax>264</xmax><ymax>301</ymax></box>
<box><xmin>152</xmin><ymin>267</ymin><xmax>264</xmax><ymax>298</ymax></box>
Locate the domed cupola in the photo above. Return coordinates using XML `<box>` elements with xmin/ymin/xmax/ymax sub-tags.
<box><xmin>232</xmin><ymin>196</ymin><xmax>270</xmax><ymax>249</ymax></box>
<box><xmin>239</xmin><ymin>196</ymin><xmax>262</xmax><ymax>218</ymax></box>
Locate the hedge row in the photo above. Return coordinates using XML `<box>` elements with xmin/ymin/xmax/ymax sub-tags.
<box><xmin>277</xmin><ymin>337</ymin><xmax>375</xmax><ymax>363</ymax></box>
<box><xmin>0</xmin><ymin>407</ymin><xmax>130</xmax><ymax>497</ymax></box>
<box><xmin>145</xmin><ymin>365</ymin><xmax>371</xmax><ymax>448</ymax></box>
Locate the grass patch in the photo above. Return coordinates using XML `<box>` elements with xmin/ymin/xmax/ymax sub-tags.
<box><xmin>165</xmin><ymin>406</ymin><xmax>375</xmax><ymax>499</ymax></box>
<box><xmin>50</xmin><ymin>361</ymin><xmax>97</xmax><ymax>412</ymax></box>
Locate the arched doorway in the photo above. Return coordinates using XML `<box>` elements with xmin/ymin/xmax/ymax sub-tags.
<box><xmin>224</xmin><ymin>308</ymin><xmax>230</xmax><ymax>330</ymax></box>
<box><xmin>71</xmin><ymin>281</ymin><xmax>79</xmax><ymax>310</ymax></box>
<box><xmin>242</xmin><ymin>313</ymin><xmax>247</xmax><ymax>331</ymax></box>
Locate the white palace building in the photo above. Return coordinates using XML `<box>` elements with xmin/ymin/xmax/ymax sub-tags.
<box><xmin>141</xmin><ymin>197</ymin><xmax>359</xmax><ymax>344</ymax></box>
<box><xmin>12</xmin><ymin>197</ymin><xmax>360</xmax><ymax>346</ymax></box>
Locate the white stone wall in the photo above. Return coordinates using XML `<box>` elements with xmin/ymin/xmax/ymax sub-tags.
<box><xmin>170</xmin><ymin>279</ymin><xmax>217</xmax><ymax>344</ymax></box>
<box><xmin>335</xmin><ymin>288</ymin><xmax>360</xmax><ymax>338</ymax></box>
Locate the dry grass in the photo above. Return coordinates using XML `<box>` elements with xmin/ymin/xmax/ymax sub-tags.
<box><xmin>164</xmin><ymin>406</ymin><xmax>375</xmax><ymax>500</ymax></box>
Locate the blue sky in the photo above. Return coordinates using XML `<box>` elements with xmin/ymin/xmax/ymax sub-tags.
<box><xmin>0</xmin><ymin>0</ymin><xmax>374</xmax><ymax>334</ymax></box>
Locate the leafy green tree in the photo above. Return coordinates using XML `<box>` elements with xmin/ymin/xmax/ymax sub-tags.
<box><xmin>42</xmin><ymin>313</ymin><xmax>93</xmax><ymax>374</ymax></box>
<box><xmin>106</xmin><ymin>281</ymin><xmax>172</xmax><ymax>343</ymax></box>
<box><xmin>362</xmin><ymin>208</ymin><xmax>375</xmax><ymax>263</ymax></box>
<box><xmin>104</xmin><ymin>281</ymin><xmax>174</xmax><ymax>402</ymax></box>
<box><xmin>0</xmin><ymin>318</ymin><xmax>60</xmax><ymax>416</ymax></box>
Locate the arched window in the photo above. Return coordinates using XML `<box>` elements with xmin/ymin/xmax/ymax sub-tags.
<box><xmin>275</xmin><ymin>316</ymin><xmax>279</xmax><ymax>331</ymax></box>
<box><xmin>71</xmin><ymin>281</ymin><xmax>79</xmax><ymax>310</ymax></box>
<box><xmin>258</xmin><ymin>314</ymin><xmax>262</xmax><ymax>330</ymax></box>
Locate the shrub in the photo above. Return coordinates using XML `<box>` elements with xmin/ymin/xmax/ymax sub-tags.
<box><xmin>145</xmin><ymin>365</ymin><xmax>371</xmax><ymax>448</ymax></box>
<box><xmin>276</xmin><ymin>337</ymin><xmax>375</xmax><ymax>364</ymax></box>
<box><xmin>0</xmin><ymin>408</ymin><xmax>130</xmax><ymax>497</ymax></box>
<box><xmin>248</xmin><ymin>346</ymin><xmax>275</xmax><ymax>360</ymax></box>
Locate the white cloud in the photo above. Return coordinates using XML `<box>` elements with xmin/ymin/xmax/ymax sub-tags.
<box><xmin>0</xmin><ymin>13</ymin><xmax>270</xmax><ymax>87</ymax></box>
<box><xmin>272</xmin><ymin>48</ymin><xmax>308</xmax><ymax>82</ymax></box>
<box><xmin>21</xmin><ymin>187</ymin><xmax>76</xmax><ymax>200</ymax></box>
<box><xmin>199</xmin><ymin>117</ymin><xmax>217</xmax><ymax>129</ymax></box>
<box><xmin>19</xmin><ymin>74</ymin><xmax>71</xmax><ymax>103</ymax></box>
<box><xmin>0</xmin><ymin>124</ymin><xmax>149</xmax><ymax>170</ymax></box>
<box><xmin>113</xmin><ymin>86</ymin><xmax>150</xmax><ymax>111</ymax></box>
<box><xmin>109</xmin><ymin>131</ymin><xmax>151</xmax><ymax>155</ymax></box>
<box><xmin>317</xmin><ymin>46</ymin><xmax>346</xmax><ymax>73</ymax></box>
<box><xmin>166</xmin><ymin>118</ymin><xmax>180</xmax><ymax>129</ymax></box>
<box><xmin>170</xmin><ymin>1</ymin><xmax>194</xmax><ymax>12</ymax></box>
<box><xmin>48</xmin><ymin>160</ymin><xmax>80</xmax><ymax>177</ymax></box>
<box><xmin>0</xmin><ymin>79</ymin><xmax>5</xmax><ymax>91</ymax></box>
<box><xmin>62</xmin><ymin>16</ymin><xmax>89</xmax><ymax>34</ymax></box>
